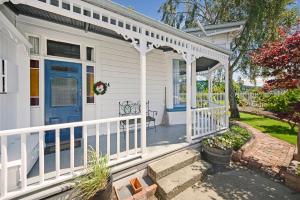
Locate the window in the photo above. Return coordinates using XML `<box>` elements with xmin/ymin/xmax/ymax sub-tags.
<box><xmin>28</xmin><ymin>36</ymin><xmax>39</xmax><ymax>55</ymax></box>
<box><xmin>86</xmin><ymin>66</ymin><xmax>94</xmax><ymax>103</ymax></box>
<box><xmin>30</xmin><ymin>60</ymin><xmax>39</xmax><ymax>106</ymax></box>
<box><xmin>0</xmin><ymin>59</ymin><xmax>7</xmax><ymax>93</ymax></box>
<box><xmin>51</xmin><ymin>77</ymin><xmax>77</xmax><ymax>106</ymax></box>
<box><xmin>47</xmin><ymin>40</ymin><xmax>80</xmax><ymax>59</ymax></box>
<box><xmin>173</xmin><ymin>59</ymin><xmax>186</xmax><ymax>107</ymax></box>
<box><xmin>86</xmin><ymin>47</ymin><xmax>94</xmax><ymax>61</ymax></box>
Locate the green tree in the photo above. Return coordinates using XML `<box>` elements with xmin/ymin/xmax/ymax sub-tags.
<box><xmin>159</xmin><ymin>0</ymin><xmax>298</xmax><ymax>118</ymax></box>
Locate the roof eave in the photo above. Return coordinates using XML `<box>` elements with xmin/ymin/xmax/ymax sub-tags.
<box><xmin>83</xmin><ymin>0</ymin><xmax>231</xmax><ymax>56</ymax></box>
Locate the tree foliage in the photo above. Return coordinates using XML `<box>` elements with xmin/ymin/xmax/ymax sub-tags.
<box><xmin>251</xmin><ymin>30</ymin><xmax>300</xmax><ymax>89</ymax></box>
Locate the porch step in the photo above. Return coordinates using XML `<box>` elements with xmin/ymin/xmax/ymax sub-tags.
<box><xmin>148</xmin><ymin>149</ymin><xmax>200</xmax><ymax>182</ymax></box>
<box><xmin>156</xmin><ymin>160</ymin><xmax>211</xmax><ymax>200</ymax></box>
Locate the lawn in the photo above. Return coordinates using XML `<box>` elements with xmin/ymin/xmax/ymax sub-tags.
<box><xmin>237</xmin><ymin>112</ymin><xmax>298</xmax><ymax>145</ymax></box>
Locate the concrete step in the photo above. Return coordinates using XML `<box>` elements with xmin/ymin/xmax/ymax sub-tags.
<box><xmin>148</xmin><ymin>149</ymin><xmax>200</xmax><ymax>182</ymax></box>
<box><xmin>156</xmin><ymin>160</ymin><xmax>211</xmax><ymax>200</ymax></box>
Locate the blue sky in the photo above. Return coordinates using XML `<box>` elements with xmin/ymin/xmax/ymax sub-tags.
<box><xmin>112</xmin><ymin>0</ymin><xmax>163</xmax><ymax>20</ymax></box>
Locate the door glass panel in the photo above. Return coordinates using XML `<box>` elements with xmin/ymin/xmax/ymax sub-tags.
<box><xmin>51</xmin><ymin>77</ymin><xmax>77</xmax><ymax>106</ymax></box>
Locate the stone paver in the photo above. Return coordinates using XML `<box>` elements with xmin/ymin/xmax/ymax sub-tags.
<box><xmin>173</xmin><ymin>166</ymin><xmax>300</xmax><ymax>200</ymax></box>
<box><xmin>233</xmin><ymin>121</ymin><xmax>295</xmax><ymax>176</ymax></box>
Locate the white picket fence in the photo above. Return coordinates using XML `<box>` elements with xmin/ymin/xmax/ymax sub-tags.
<box><xmin>0</xmin><ymin>115</ymin><xmax>141</xmax><ymax>199</ymax></box>
<box><xmin>191</xmin><ymin>106</ymin><xmax>227</xmax><ymax>139</ymax></box>
<box><xmin>197</xmin><ymin>93</ymin><xmax>225</xmax><ymax>108</ymax></box>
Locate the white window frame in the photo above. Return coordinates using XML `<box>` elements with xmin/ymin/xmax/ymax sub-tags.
<box><xmin>0</xmin><ymin>58</ymin><xmax>7</xmax><ymax>94</ymax></box>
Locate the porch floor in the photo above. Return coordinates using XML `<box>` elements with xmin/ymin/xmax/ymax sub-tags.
<box><xmin>28</xmin><ymin>124</ymin><xmax>187</xmax><ymax>178</ymax></box>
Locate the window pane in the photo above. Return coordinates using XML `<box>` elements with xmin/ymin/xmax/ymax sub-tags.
<box><xmin>30</xmin><ymin>60</ymin><xmax>39</xmax><ymax>106</ymax></box>
<box><xmin>86</xmin><ymin>66</ymin><xmax>94</xmax><ymax>103</ymax></box>
<box><xmin>173</xmin><ymin>60</ymin><xmax>186</xmax><ymax>106</ymax></box>
<box><xmin>86</xmin><ymin>47</ymin><xmax>94</xmax><ymax>61</ymax></box>
<box><xmin>29</xmin><ymin>36</ymin><xmax>39</xmax><ymax>55</ymax></box>
<box><xmin>51</xmin><ymin>77</ymin><xmax>77</xmax><ymax>106</ymax></box>
<box><xmin>47</xmin><ymin>40</ymin><xmax>80</xmax><ymax>59</ymax></box>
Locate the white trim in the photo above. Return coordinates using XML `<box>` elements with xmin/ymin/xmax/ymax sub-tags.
<box><xmin>0</xmin><ymin>11</ymin><xmax>31</xmax><ymax>48</ymax></box>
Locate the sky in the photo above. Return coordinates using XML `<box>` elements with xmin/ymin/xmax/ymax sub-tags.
<box><xmin>111</xmin><ymin>0</ymin><xmax>299</xmax><ymax>87</ymax></box>
<box><xmin>112</xmin><ymin>0</ymin><xmax>163</xmax><ymax>20</ymax></box>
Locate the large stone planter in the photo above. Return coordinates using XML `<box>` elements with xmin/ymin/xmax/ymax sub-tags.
<box><xmin>202</xmin><ymin>145</ymin><xmax>233</xmax><ymax>165</ymax></box>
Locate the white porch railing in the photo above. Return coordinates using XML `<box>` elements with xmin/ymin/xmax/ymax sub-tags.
<box><xmin>0</xmin><ymin>115</ymin><xmax>141</xmax><ymax>199</ymax></box>
<box><xmin>191</xmin><ymin>106</ymin><xmax>227</xmax><ymax>139</ymax></box>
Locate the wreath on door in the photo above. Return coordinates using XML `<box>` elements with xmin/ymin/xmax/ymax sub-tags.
<box><xmin>93</xmin><ymin>81</ymin><xmax>109</xmax><ymax>95</ymax></box>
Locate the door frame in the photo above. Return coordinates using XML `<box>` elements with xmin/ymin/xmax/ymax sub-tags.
<box><xmin>44</xmin><ymin>59</ymin><xmax>83</xmax><ymax>143</ymax></box>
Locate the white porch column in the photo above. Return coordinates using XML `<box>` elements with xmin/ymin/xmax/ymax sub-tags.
<box><xmin>224</xmin><ymin>63</ymin><xmax>229</xmax><ymax>128</ymax></box>
<box><xmin>139</xmin><ymin>39</ymin><xmax>147</xmax><ymax>154</ymax></box>
<box><xmin>191</xmin><ymin>61</ymin><xmax>197</xmax><ymax>108</ymax></box>
<box><xmin>184</xmin><ymin>52</ymin><xmax>194</xmax><ymax>143</ymax></box>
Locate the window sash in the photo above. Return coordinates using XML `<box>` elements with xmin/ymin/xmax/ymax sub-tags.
<box><xmin>0</xmin><ymin>59</ymin><xmax>7</xmax><ymax>93</ymax></box>
<box><xmin>86</xmin><ymin>66</ymin><xmax>94</xmax><ymax>103</ymax></box>
<box><xmin>173</xmin><ymin>59</ymin><xmax>186</xmax><ymax>107</ymax></box>
<box><xmin>30</xmin><ymin>60</ymin><xmax>39</xmax><ymax>106</ymax></box>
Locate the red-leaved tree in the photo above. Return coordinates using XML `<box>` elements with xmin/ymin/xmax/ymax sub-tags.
<box><xmin>251</xmin><ymin>29</ymin><xmax>300</xmax><ymax>160</ymax></box>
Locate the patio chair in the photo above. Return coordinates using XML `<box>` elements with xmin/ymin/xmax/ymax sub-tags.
<box><xmin>118</xmin><ymin>100</ymin><xmax>157</xmax><ymax>132</ymax></box>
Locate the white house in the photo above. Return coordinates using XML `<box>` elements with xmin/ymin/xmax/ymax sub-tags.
<box><xmin>0</xmin><ymin>0</ymin><xmax>234</xmax><ymax>199</ymax></box>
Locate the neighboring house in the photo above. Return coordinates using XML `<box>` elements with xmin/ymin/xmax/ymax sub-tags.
<box><xmin>0</xmin><ymin>0</ymin><xmax>232</xmax><ymax>199</ymax></box>
<box><xmin>185</xmin><ymin>21</ymin><xmax>245</xmax><ymax>50</ymax></box>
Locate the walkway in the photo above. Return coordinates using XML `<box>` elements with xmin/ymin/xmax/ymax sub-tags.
<box><xmin>233</xmin><ymin>121</ymin><xmax>295</xmax><ymax>176</ymax></box>
<box><xmin>174</xmin><ymin>165</ymin><xmax>300</xmax><ymax>200</ymax></box>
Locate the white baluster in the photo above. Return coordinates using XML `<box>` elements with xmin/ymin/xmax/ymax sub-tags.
<box><xmin>192</xmin><ymin>111</ymin><xmax>196</xmax><ymax>137</ymax></box>
<box><xmin>1</xmin><ymin>136</ymin><xmax>8</xmax><ymax>197</ymax></box>
<box><xmin>21</xmin><ymin>134</ymin><xmax>27</xmax><ymax>190</ymax></box>
<box><xmin>134</xmin><ymin>118</ymin><xmax>138</xmax><ymax>154</ymax></box>
<box><xmin>70</xmin><ymin>127</ymin><xmax>75</xmax><ymax>174</ymax></box>
<box><xmin>95</xmin><ymin>124</ymin><xmax>100</xmax><ymax>157</ymax></box>
<box><xmin>117</xmin><ymin>121</ymin><xmax>120</xmax><ymax>160</ymax></box>
<box><xmin>39</xmin><ymin>131</ymin><xmax>44</xmax><ymax>183</ymax></box>
<box><xmin>201</xmin><ymin>110</ymin><xmax>204</xmax><ymax>135</ymax></box>
<box><xmin>107</xmin><ymin>122</ymin><xmax>111</xmax><ymax>159</ymax></box>
<box><xmin>126</xmin><ymin>119</ymin><xmax>129</xmax><ymax>156</ymax></box>
<box><xmin>55</xmin><ymin>129</ymin><xmax>60</xmax><ymax>178</ymax></box>
<box><xmin>197</xmin><ymin>111</ymin><xmax>200</xmax><ymax>136</ymax></box>
<box><xmin>83</xmin><ymin>126</ymin><xmax>88</xmax><ymax>168</ymax></box>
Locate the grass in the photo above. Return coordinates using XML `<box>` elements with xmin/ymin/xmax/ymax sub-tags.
<box><xmin>237</xmin><ymin>112</ymin><xmax>298</xmax><ymax>145</ymax></box>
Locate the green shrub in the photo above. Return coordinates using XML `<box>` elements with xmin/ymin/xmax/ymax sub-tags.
<box><xmin>202</xmin><ymin>125</ymin><xmax>251</xmax><ymax>151</ymax></box>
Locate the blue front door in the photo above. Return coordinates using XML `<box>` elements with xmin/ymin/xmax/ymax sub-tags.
<box><xmin>45</xmin><ymin>60</ymin><xmax>82</xmax><ymax>143</ymax></box>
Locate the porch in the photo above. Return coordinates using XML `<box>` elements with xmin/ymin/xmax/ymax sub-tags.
<box><xmin>0</xmin><ymin>105</ymin><xmax>227</xmax><ymax>199</ymax></box>
<box><xmin>0</xmin><ymin>0</ymin><xmax>230</xmax><ymax>199</ymax></box>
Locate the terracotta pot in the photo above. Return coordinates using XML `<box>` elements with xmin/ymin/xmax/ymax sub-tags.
<box><xmin>89</xmin><ymin>175</ymin><xmax>113</xmax><ymax>200</ymax></box>
<box><xmin>129</xmin><ymin>177</ymin><xmax>143</xmax><ymax>194</ymax></box>
<box><xmin>202</xmin><ymin>145</ymin><xmax>232</xmax><ymax>165</ymax></box>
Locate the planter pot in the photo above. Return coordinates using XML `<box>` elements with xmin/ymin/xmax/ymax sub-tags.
<box><xmin>90</xmin><ymin>175</ymin><xmax>113</xmax><ymax>200</ymax></box>
<box><xmin>202</xmin><ymin>145</ymin><xmax>233</xmax><ymax>165</ymax></box>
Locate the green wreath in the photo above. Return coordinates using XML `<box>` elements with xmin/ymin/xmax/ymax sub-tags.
<box><xmin>93</xmin><ymin>81</ymin><xmax>107</xmax><ymax>95</ymax></box>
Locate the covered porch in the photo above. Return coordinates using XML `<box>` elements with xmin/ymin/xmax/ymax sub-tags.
<box><xmin>0</xmin><ymin>0</ymin><xmax>229</xmax><ymax>199</ymax></box>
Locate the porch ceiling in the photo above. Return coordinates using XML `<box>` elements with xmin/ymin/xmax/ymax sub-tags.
<box><xmin>196</xmin><ymin>57</ymin><xmax>219</xmax><ymax>72</ymax></box>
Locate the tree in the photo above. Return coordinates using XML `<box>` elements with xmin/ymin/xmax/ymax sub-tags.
<box><xmin>159</xmin><ymin>0</ymin><xmax>298</xmax><ymax>118</ymax></box>
<box><xmin>251</xmin><ymin>30</ymin><xmax>300</xmax><ymax>160</ymax></box>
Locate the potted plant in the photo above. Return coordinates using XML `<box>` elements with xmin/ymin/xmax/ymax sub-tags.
<box><xmin>73</xmin><ymin>148</ymin><xmax>112</xmax><ymax>200</ymax></box>
<box><xmin>202</xmin><ymin>125</ymin><xmax>251</xmax><ymax>165</ymax></box>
